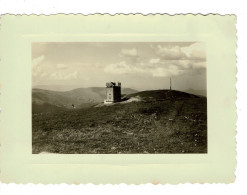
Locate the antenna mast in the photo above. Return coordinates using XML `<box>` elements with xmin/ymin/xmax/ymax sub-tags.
<box><xmin>170</xmin><ymin>77</ymin><xmax>172</xmax><ymax>91</ymax></box>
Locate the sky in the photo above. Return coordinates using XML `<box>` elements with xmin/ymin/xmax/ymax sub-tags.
<box><xmin>32</xmin><ymin>42</ymin><xmax>206</xmax><ymax>91</ymax></box>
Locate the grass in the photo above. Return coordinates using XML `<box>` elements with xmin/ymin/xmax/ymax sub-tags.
<box><xmin>32</xmin><ymin>93</ymin><xmax>207</xmax><ymax>154</ymax></box>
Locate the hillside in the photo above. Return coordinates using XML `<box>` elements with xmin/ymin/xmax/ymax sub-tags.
<box><xmin>183</xmin><ymin>88</ymin><xmax>207</xmax><ymax>97</ymax></box>
<box><xmin>32</xmin><ymin>102</ymin><xmax>67</xmax><ymax>113</ymax></box>
<box><xmin>126</xmin><ymin>90</ymin><xmax>199</xmax><ymax>101</ymax></box>
<box><xmin>33</xmin><ymin>85</ymin><xmax>84</xmax><ymax>92</ymax></box>
<box><xmin>32</xmin><ymin>87</ymin><xmax>138</xmax><ymax>112</ymax></box>
<box><xmin>32</xmin><ymin>90</ymin><xmax>207</xmax><ymax>154</ymax></box>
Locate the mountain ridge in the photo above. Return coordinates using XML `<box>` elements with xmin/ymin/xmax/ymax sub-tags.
<box><xmin>182</xmin><ymin>88</ymin><xmax>206</xmax><ymax>97</ymax></box>
<box><xmin>32</xmin><ymin>87</ymin><xmax>138</xmax><ymax>112</ymax></box>
<box><xmin>32</xmin><ymin>89</ymin><xmax>207</xmax><ymax>154</ymax></box>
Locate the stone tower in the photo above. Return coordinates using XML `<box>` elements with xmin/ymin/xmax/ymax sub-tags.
<box><xmin>104</xmin><ymin>82</ymin><xmax>121</xmax><ymax>104</ymax></box>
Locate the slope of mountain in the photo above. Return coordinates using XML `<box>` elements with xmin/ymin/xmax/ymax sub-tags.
<box><xmin>32</xmin><ymin>89</ymin><xmax>207</xmax><ymax>154</ymax></box>
<box><xmin>33</xmin><ymin>85</ymin><xmax>82</xmax><ymax>92</ymax></box>
<box><xmin>183</xmin><ymin>88</ymin><xmax>207</xmax><ymax>97</ymax></box>
<box><xmin>32</xmin><ymin>87</ymin><xmax>138</xmax><ymax>112</ymax></box>
<box><xmin>126</xmin><ymin>89</ymin><xmax>200</xmax><ymax>101</ymax></box>
<box><xmin>32</xmin><ymin>102</ymin><xmax>66</xmax><ymax>113</ymax></box>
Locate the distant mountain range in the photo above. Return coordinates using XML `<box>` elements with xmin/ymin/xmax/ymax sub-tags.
<box><xmin>33</xmin><ymin>85</ymin><xmax>87</xmax><ymax>92</ymax></box>
<box><xmin>32</xmin><ymin>87</ymin><xmax>138</xmax><ymax>112</ymax></box>
<box><xmin>32</xmin><ymin>86</ymin><xmax>206</xmax><ymax>113</ymax></box>
<box><xmin>33</xmin><ymin>85</ymin><xmax>206</xmax><ymax>97</ymax></box>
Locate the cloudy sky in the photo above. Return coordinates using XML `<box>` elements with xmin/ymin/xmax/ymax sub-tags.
<box><xmin>32</xmin><ymin>42</ymin><xmax>206</xmax><ymax>91</ymax></box>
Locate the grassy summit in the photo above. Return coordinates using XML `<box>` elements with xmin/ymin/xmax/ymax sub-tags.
<box><xmin>32</xmin><ymin>90</ymin><xmax>207</xmax><ymax>154</ymax></box>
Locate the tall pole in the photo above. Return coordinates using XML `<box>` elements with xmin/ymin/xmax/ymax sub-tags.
<box><xmin>170</xmin><ymin>77</ymin><xmax>171</xmax><ymax>91</ymax></box>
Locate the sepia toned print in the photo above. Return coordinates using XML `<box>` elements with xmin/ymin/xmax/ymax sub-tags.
<box><xmin>32</xmin><ymin>42</ymin><xmax>207</xmax><ymax>154</ymax></box>
<box><xmin>0</xmin><ymin>14</ymin><xmax>236</xmax><ymax>183</ymax></box>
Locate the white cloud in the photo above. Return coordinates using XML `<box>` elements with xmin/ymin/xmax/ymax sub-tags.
<box><xmin>104</xmin><ymin>61</ymin><xmax>145</xmax><ymax>75</ymax></box>
<box><xmin>32</xmin><ymin>55</ymin><xmax>46</xmax><ymax>78</ymax></box>
<box><xmin>181</xmin><ymin>42</ymin><xmax>206</xmax><ymax>60</ymax></box>
<box><xmin>128</xmin><ymin>42</ymin><xmax>207</xmax><ymax>78</ymax></box>
<box><xmin>49</xmin><ymin>71</ymin><xmax>78</xmax><ymax>80</ymax></box>
<box><xmin>110</xmin><ymin>43</ymin><xmax>206</xmax><ymax>78</ymax></box>
<box><xmin>151</xmin><ymin>67</ymin><xmax>185</xmax><ymax>77</ymax></box>
<box><xmin>32</xmin><ymin>55</ymin><xmax>45</xmax><ymax>67</ymax></box>
<box><xmin>121</xmin><ymin>48</ymin><xmax>138</xmax><ymax>57</ymax></box>
<box><xmin>191</xmin><ymin>61</ymin><xmax>206</xmax><ymax>69</ymax></box>
<box><xmin>170</xmin><ymin>60</ymin><xmax>206</xmax><ymax>69</ymax></box>
<box><xmin>104</xmin><ymin>59</ymin><xmax>206</xmax><ymax>78</ymax></box>
<box><xmin>149</xmin><ymin>58</ymin><xmax>160</xmax><ymax>64</ymax></box>
<box><xmin>56</xmin><ymin>64</ymin><xmax>68</xmax><ymax>69</ymax></box>
<box><xmin>157</xmin><ymin>45</ymin><xmax>187</xmax><ymax>60</ymax></box>
<box><xmin>153</xmin><ymin>43</ymin><xmax>206</xmax><ymax>61</ymax></box>
<box><xmin>32</xmin><ymin>58</ymin><xmax>79</xmax><ymax>81</ymax></box>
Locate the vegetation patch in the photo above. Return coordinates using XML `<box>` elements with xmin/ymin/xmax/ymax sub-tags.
<box><xmin>32</xmin><ymin>90</ymin><xmax>207</xmax><ymax>154</ymax></box>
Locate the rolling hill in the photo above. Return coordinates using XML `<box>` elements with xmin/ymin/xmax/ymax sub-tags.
<box><xmin>126</xmin><ymin>89</ymin><xmax>200</xmax><ymax>101</ymax></box>
<box><xmin>183</xmin><ymin>88</ymin><xmax>207</xmax><ymax>97</ymax></box>
<box><xmin>32</xmin><ymin>89</ymin><xmax>207</xmax><ymax>154</ymax></box>
<box><xmin>32</xmin><ymin>87</ymin><xmax>138</xmax><ymax>113</ymax></box>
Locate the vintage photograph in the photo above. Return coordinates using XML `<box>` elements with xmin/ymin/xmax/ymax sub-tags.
<box><xmin>32</xmin><ymin>42</ymin><xmax>207</xmax><ymax>154</ymax></box>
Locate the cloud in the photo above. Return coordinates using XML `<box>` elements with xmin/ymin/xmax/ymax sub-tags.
<box><xmin>32</xmin><ymin>55</ymin><xmax>46</xmax><ymax>78</ymax></box>
<box><xmin>181</xmin><ymin>42</ymin><xmax>206</xmax><ymax>60</ymax></box>
<box><xmin>149</xmin><ymin>58</ymin><xmax>160</xmax><ymax>64</ymax></box>
<box><xmin>56</xmin><ymin>64</ymin><xmax>68</xmax><ymax>69</ymax></box>
<box><xmin>169</xmin><ymin>60</ymin><xmax>206</xmax><ymax>69</ymax></box>
<box><xmin>104</xmin><ymin>61</ymin><xmax>146</xmax><ymax>75</ymax></box>
<box><xmin>32</xmin><ymin>55</ymin><xmax>45</xmax><ymax>67</ymax></box>
<box><xmin>104</xmin><ymin>59</ymin><xmax>206</xmax><ymax>78</ymax></box>
<box><xmin>104</xmin><ymin>42</ymin><xmax>206</xmax><ymax>79</ymax></box>
<box><xmin>49</xmin><ymin>71</ymin><xmax>78</xmax><ymax>80</ymax></box>
<box><xmin>32</xmin><ymin>58</ymin><xmax>79</xmax><ymax>82</ymax></box>
<box><xmin>119</xmin><ymin>48</ymin><xmax>140</xmax><ymax>65</ymax></box>
<box><xmin>157</xmin><ymin>45</ymin><xmax>187</xmax><ymax>60</ymax></box>
<box><xmin>120</xmin><ymin>48</ymin><xmax>138</xmax><ymax>57</ymax></box>
<box><xmin>153</xmin><ymin>42</ymin><xmax>206</xmax><ymax>61</ymax></box>
<box><xmin>150</xmin><ymin>67</ymin><xmax>185</xmax><ymax>77</ymax></box>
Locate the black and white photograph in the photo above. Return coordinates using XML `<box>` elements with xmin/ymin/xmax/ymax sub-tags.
<box><xmin>32</xmin><ymin>42</ymin><xmax>207</xmax><ymax>154</ymax></box>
